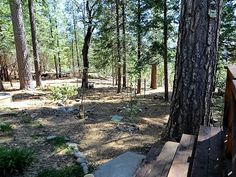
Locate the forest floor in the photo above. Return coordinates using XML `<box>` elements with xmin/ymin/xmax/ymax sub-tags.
<box><xmin>0</xmin><ymin>77</ymin><xmax>225</xmax><ymax>177</ymax></box>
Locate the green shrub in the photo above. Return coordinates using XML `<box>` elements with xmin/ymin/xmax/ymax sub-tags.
<box><xmin>47</xmin><ymin>136</ymin><xmax>67</xmax><ymax>149</ymax></box>
<box><xmin>49</xmin><ymin>85</ymin><xmax>77</xmax><ymax>101</ymax></box>
<box><xmin>0</xmin><ymin>147</ymin><xmax>35</xmax><ymax>177</ymax></box>
<box><xmin>37</xmin><ymin>165</ymin><xmax>84</xmax><ymax>177</ymax></box>
<box><xmin>0</xmin><ymin>122</ymin><xmax>13</xmax><ymax>132</ymax></box>
<box><xmin>123</xmin><ymin>101</ymin><xmax>140</xmax><ymax>121</ymax></box>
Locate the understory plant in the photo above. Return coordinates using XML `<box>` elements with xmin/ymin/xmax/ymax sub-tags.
<box><xmin>37</xmin><ymin>164</ymin><xmax>95</xmax><ymax>177</ymax></box>
<box><xmin>49</xmin><ymin>85</ymin><xmax>77</xmax><ymax>101</ymax></box>
<box><xmin>0</xmin><ymin>122</ymin><xmax>13</xmax><ymax>132</ymax></box>
<box><xmin>0</xmin><ymin>147</ymin><xmax>35</xmax><ymax>177</ymax></box>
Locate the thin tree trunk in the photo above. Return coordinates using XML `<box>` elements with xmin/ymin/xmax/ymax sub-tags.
<box><xmin>71</xmin><ymin>39</ymin><xmax>75</xmax><ymax>75</ymax></box>
<box><xmin>72</xmin><ymin>1</ymin><xmax>80</xmax><ymax>68</ymax></box>
<box><xmin>137</xmin><ymin>0</ymin><xmax>141</xmax><ymax>94</ymax></box>
<box><xmin>49</xmin><ymin>13</ymin><xmax>58</xmax><ymax>79</ymax></box>
<box><xmin>28</xmin><ymin>0</ymin><xmax>42</xmax><ymax>87</ymax></box>
<box><xmin>57</xmin><ymin>33</ymin><xmax>61</xmax><ymax>78</ymax></box>
<box><xmin>150</xmin><ymin>64</ymin><xmax>157</xmax><ymax>89</ymax></box>
<box><xmin>166</xmin><ymin>0</ymin><xmax>223</xmax><ymax>140</ymax></box>
<box><xmin>122</xmin><ymin>0</ymin><xmax>126</xmax><ymax>88</ymax></box>
<box><xmin>0</xmin><ymin>79</ymin><xmax>4</xmax><ymax>91</ymax></box>
<box><xmin>116</xmin><ymin>0</ymin><xmax>121</xmax><ymax>93</ymax></box>
<box><xmin>163</xmin><ymin>0</ymin><xmax>168</xmax><ymax>101</ymax></box>
<box><xmin>82</xmin><ymin>26</ymin><xmax>92</xmax><ymax>88</ymax></box>
<box><xmin>9</xmin><ymin>0</ymin><xmax>33</xmax><ymax>90</ymax></box>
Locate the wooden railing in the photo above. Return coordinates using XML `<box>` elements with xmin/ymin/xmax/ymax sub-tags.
<box><xmin>223</xmin><ymin>66</ymin><xmax>236</xmax><ymax>175</ymax></box>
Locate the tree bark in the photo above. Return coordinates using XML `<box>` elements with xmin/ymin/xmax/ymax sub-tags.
<box><xmin>150</xmin><ymin>64</ymin><xmax>157</xmax><ymax>89</ymax></box>
<box><xmin>122</xmin><ymin>0</ymin><xmax>126</xmax><ymax>88</ymax></box>
<box><xmin>136</xmin><ymin>0</ymin><xmax>141</xmax><ymax>94</ymax></box>
<box><xmin>163</xmin><ymin>0</ymin><xmax>168</xmax><ymax>101</ymax></box>
<box><xmin>116</xmin><ymin>0</ymin><xmax>121</xmax><ymax>93</ymax></box>
<box><xmin>71</xmin><ymin>39</ymin><xmax>75</xmax><ymax>75</ymax></box>
<box><xmin>0</xmin><ymin>79</ymin><xmax>4</xmax><ymax>91</ymax></box>
<box><xmin>28</xmin><ymin>0</ymin><xmax>42</xmax><ymax>87</ymax></box>
<box><xmin>166</xmin><ymin>0</ymin><xmax>223</xmax><ymax>140</ymax></box>
<box><xmin>9</xmin><ymin>0</ymin><xmax>33</xmax><ymax>90</ymax></box>
<box><xmin>72</xmin><ymin>1</ymin><xmax>80</xmax><ymax>69</ymax></box>
<box><xmin>82</xmin><ymin>25</ymin><xmax>92</xmax><ymax>88</ymax></box>
<box><xmin>48</xmin><ymin>12</ymin><xmax>59</xmax><ymax>79</ymax></box>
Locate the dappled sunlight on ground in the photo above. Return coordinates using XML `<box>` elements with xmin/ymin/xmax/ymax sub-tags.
<box><xmin>0</xmin><ymin>78</ymin><xmax>170</xmax><ymax>177</ymax></box>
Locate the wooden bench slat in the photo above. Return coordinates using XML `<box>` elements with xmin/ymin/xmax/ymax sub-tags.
<box><xmin>191</xmin><ymin>126</ymin><xmax>211</xmax><ymax>177</ymax></box>
<box><xmin>191</xmin><ymin>126</ymin><xmax>224</xmax><ymax>177</ymax></box>
<box><xmin>167</xmin><ymin>134</ymin><xmax>196</xmax><ymax>177</ymax></box>
<box><xmin>208</xmin><ymin>127</ymin><xmax>224</xmax><ymax>177</ymax></box>
<box><xmin>134</xmin><ymin>141</ymin><xmax>179</xmax><ymax>177</ymax></box>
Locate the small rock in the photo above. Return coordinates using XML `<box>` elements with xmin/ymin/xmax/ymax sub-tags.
<box><xmin>57</xmin><ymin>102</ymin><xmax>65</xmax><ymax>107</ymax></box>
<box><xmin>74</xmin><ymin>151</ymin><xmax>86</xmax><ymax>159</ymax></box>
<box><xmin>76</xmin><ymin>157</ymin><xmax>87</xmax><ymax>164</ymax></box>
<box><xmin>46</xmin><ymin>135</ymin><xmax>57</xmax><ymax>141</ymax></box>
<box><xmin>30</xmin><ymin>113</ymin><xmax>38</xmax><ymax>119</ymax></box>
<box><xmin>66</xmin><ymin>142</ymin><xmax>79</xmax><ymax>150</ymax></box>
<box><xmin>84</xmin><ymin>174</ymin><xmax>94</xmax><ymax>177</ymax></box>
<box><xmin>81</xmin><ymin>163</ymin><xmax>88</xmax><ymax>174</ymax></box>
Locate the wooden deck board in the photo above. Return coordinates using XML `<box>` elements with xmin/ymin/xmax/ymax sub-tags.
<box><xmin>208</xmin><ymin>127</ymin><xmax>224</xmax><ymax>177</ymax></box>
<box><xmin>167</xmin><ymin>134</ymin><xmax>196</xmax><ymax>177</ymax></box>
<box><xmin>191</xmin><ymin>126</ymin><xmax>211</xmax><ymax>177</ymax></box>
<box><xmin>134</xmin><ymin>141</ymin><xmax>179</xmax><ymax>177</ymax></box>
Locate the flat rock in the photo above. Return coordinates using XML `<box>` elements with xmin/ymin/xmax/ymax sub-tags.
<box><xmin>94</xmin><ymin>151</ymin><xmax>145</xmax><ymax>177</ymax></box>
<box><xmin>46</xmin><ymin>135</ymin><xmax>57</xmax><ymax>141</ymax></box>
<box><xmin>74</xmin><ymin>151</ymin><xmax>86</xmax><ymax>159</ymax></box>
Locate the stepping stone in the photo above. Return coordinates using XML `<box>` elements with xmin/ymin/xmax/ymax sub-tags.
<box><xmin>94</xmin><ymin>151</ymin><xmax>145</xmax><ymax>177</ymax></box>
<box><xmin>0</xmin><ymin>93</ymin><xmax>12</xmax><ymax>104</ymax></box>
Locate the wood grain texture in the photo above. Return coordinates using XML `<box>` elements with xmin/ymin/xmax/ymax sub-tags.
<box><xmin>134</xmin><ymin>142</ymin><xmax>179</xmax><ymax>177</ymax></box>
<box><xmin>167</xmin><ymin>134</ymin><xmax>196</xmax><ymax>177</ymax></box>
<box><xmin>191</xmin><ymin>126</ymin><xmax>224</xmax><ymax>177</ymax></box>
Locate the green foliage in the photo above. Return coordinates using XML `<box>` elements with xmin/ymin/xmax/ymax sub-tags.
<box><xmin>49</xmin><ymin>85</ymin><xmax>77</xmax><ymax>101</ymax></box>
<box><xmin>0</xmin><ymin>147</ymin><xmax>35</xmax><ymax>177</ymax></box>
<box><xmin>37</xmin><ymin>165</ymin><xmax>85</xmax><ymax>177</ymax></box>
<box><xmin>0</xmin><ymin>122</ymin><xmax>13</xmax><ymax>132</ymax></box>
<box><xmin>123</xmin><ymin>101</ymin><xmax>140</xmax><ymax>121</ymax></box>
<box><xmin>47</xmin><ymin>136</ymin><xmax>67</xmax><ymax>149</ymax></box>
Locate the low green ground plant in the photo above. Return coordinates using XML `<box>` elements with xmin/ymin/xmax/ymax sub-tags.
<box><xmin>0</xmin><ymin>147</ymin><xmax>35</xmax><ymax>177</ymax></box>
<box><xmin>49</xmin><ymin>85</ymin><xmax>77</xmax><ymax>101</ymax></box>
<box><xmin>37</xmin><ymin>164</ymin><xmax>95</xmax><ymax>177</ymax></box>
<box><xmin>0</xmin><ymin>122</ymin><xmax>13</xmax><ymax>132</ymax></box>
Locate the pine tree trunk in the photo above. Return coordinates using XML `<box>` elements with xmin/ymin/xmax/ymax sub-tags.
<box><xmin>122</xmin><ymin>0</ymin><xmax>126</xmax><ymax>88</ymax></box>
<box><xmin>136</xmin><ymin>0</ymin><xmax>141</xmax><ymax>94</ymax></box>
<box><xmin>82</xmin><ymin>26</ymin><xmax>92</xmax><ymax>88</ymax></box>
<box><xmin>49</xmin><ymin>14</ymin><xmax>58</xmax><ymax>79</ymax></box>
<box><xmin>150</xmin><ymin>64</ymin><xmax>157</xmax><ymax>89</ymax></box>
<box><xmin>72</xmin><ymin>1</ymin><xmax>80</xmax><ymax>69</ymax></box>
<box><xmin>163</xmin><ymin>0</ymin><xmax>168</xmax><ymax>101</ymax></box>
<box><xmin>9</xmin><ymin>0</ymin><xmax>33</xmax><ymax>90</ymax></box>
<box><xmin>71</xmin><ymin>39</ymin><xmax>75</xmax><ymax>75</ymax></box>
<box><xmin>167</xmin><ymin>0</ymin><xmax>223</xmax><ymax>140</ymax></box>
<box><xmin>116</xmin><ymin>0</ymin><xmax>121</xmax><ymax>93</ymax></box>
<box><xmin>28</xmin><ymin>0</ymin><xmax>42</xmax><ymax>87</ymax></box>
<box><xmin>0</xmin><ymin>79</ymin><xmax>4</xmax><ymax>91</ymax></box>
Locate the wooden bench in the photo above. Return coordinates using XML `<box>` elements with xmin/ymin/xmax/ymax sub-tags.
<box><xmin>134</xmin><ymin>126</ymin><xmax>224</xmax><ymax>177</ymax></box>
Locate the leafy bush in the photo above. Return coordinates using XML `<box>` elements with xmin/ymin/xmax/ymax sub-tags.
<box><xmin>37</xmin><ymin>165</ymin><xmax>85</xmax><ymax>177</ymax></box>
<box><xmin>0</xmin><ymin>122</ymin><xmax>13</xmax><ymax>132</ymax></box>
<box><xmin>123</xmin><ymin>101</ymin><xmax>140</xmax><ymax>121</ymax></box>
<box><xmin>50</xmin><ymin>85</ymin><xmax>77</xmax><ymax>101</ymax></box>
<box><xmin>0</xmin><ymin>148</ymin><xmax>35</xmax><ymax>177</ymax></box>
